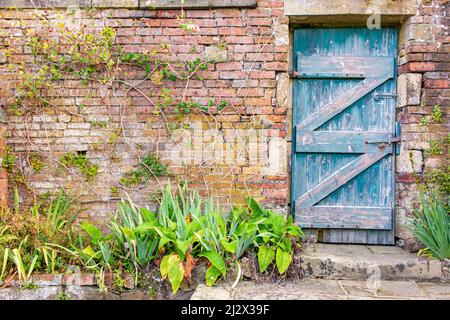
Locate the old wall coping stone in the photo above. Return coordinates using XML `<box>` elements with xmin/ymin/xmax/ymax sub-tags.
<box><xmin>0</xmin><ymin>0</ymin><xmax>256</xmax><ymax>9</ymax></box>
<box><xmin>284</xmin><ymin>0</ymin><xmax>418</xmax><ymax>16</ymax></box>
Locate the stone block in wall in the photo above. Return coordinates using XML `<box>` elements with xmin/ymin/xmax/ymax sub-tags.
<box><xmin>396</xmin><ymin>145</ymin><xmax>423</xmax><ymax>174</ymax></box>
<box><xmin>274</xmin><ymin>24</ymin><xmax>288</xmax><ymax>46</ymax></box>
<box><xmin>284</xmin><ymin>0</ymin><xmax>417</xmax><ymax>16</ymax></box>
<box><xmin>141</xmin><ymin>0</ymin><xmax>256</xmax><ymax>9</ymax></box>
<box><xmin>0</xmin><ymin>51</ymin><xmax>6</xmax><ymax>64</ymax></box>
<box><xmin>276</xmin><ymin>72</ymin><xmax>289</xmax><ymax>109</ymax></box>
<box><xmin>400</xmin><ymin>22</ymin><xmax>434</xmax><ymax>43</ymax></box>
<box><xmin>395</xmin><ymin>207</ymin><xmax>413</xmax><ymax>243</ymax></box>
<box><xmin>397</xmin><ymin>73</ymin><xmax>422</xmax><ymax>108</ymax></box>
<box><xmin>204</xmin><ymin>46</ymin><xmax>228</xmax><ymax>62</ymax></box>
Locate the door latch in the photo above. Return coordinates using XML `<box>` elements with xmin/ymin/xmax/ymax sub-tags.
<box><xmin>365</xmin><ymin>135</ymin><xmax>401</xmax><ymax>149</ymax></box>
<box><xmin>372</xmin><ymin>92</ymin><xmax>398</xmax><ymax>101</ymax></box>
<box><xmin>365</xmin><ymin>136</ymin><xmax>400</xmax><ymax>145</ymax></box>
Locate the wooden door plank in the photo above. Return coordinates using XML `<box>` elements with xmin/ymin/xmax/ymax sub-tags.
<box><xmin>296</xmin><ymin>56</ymin><xmax>395</xmax><ymax>78</ymax></box>
<box><xmin>295</xmin><ymin>151</ymin><xmax>389</xmax><ymax>208</ymax></box>
<box><xmin>297</xmin><ymin>76</ymin><xmax>390</xmax><ymax>131</ymax></box>
<box><xmin>295</xmin><ymin>206</ymin><xmax>392</xmax><ymax>230</ymax></box>
<box><xmin>321</xmin><ymin>229</ymin><xmax>394</xmax><ymax>244</ymax></box>
<box><xmin>296</xmin><ymin>130</ymin><xmax>394</xmax><ymax>154</ymax></box>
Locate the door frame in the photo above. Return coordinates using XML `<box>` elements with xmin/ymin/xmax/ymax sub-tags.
<box><xmin>288</xmin><ymin>25</ymin><xmax>401</xmax><ymax>244</ymax></box>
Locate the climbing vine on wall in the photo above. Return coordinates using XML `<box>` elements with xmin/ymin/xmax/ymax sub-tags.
<box><xmin>2</xmin><ymin>7</ymin><xmax>278</xmax><ymax>205</ymax></box>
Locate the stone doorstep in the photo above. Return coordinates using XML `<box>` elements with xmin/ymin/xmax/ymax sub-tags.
<box><xmin>299</xmin><ymin>244</ymin><xmax>446</xmax><ymax>282</ymax></box>
<box><xmin>5</xmin><ymin>272</ymin><xmax>97</xmax><ymax>288</ymax></box>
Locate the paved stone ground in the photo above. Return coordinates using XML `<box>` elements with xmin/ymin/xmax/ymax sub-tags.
<box><xmin>192</xmin><ymin>244</ymin><xmax>450</xmax><ymax>300</ymax></box>
<box><xmin>191</xmin><ymin>279</ymin><xmax>450</xmax><ymax>300</ymax></box>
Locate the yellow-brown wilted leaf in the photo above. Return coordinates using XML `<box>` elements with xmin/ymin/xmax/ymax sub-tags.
<box><xmin>184</xmin><ymin>252</ymin><xmax>196</xmax><ymax>280</ymax></box>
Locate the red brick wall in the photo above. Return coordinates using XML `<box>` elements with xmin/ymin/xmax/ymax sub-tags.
<box><xmin>0</xmin><ymin>126</ymin><xmax>7</xmax><ymax>206</ymax></box>
<box><xmin>0</xmin><ymin>1</ymin><xmax>290</xmax><ymax>222</ymax></box>
<box><xmin>395</xmin><ymin>0</ymin><xmax>449</xmax><ymax>244</ymax></box>
<box><xmin>0</xmin><ymin>0</ymin><xmax>447</xmax><ymax>244</ymax></box>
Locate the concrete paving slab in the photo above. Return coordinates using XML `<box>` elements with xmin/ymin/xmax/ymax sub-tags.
<box><xmin>232</xmin><ymin>279</ymin><xmax>344</xmax><ymax>296</ymax></box>
<box><xmin>339</xmin><ymin>280</ymin><xmax>378</xmax><ymax>297</ymax></box>
<box><xmin>191</xmin><ymin>279</ymin><xmax>450</xmax><ymax>300</ymax></box>
<box><xmin>376</xmin><ymin>281</ymin><xmax>429</xmax><ymax>298</ymax></box>
<box><xmin>190</xmin><ymin>284</ymin><xmax>231</xmax><ymax>300</ymax></box>
<box><xmin>416</xmin><ymin>282</ymin><xmax>450</xmax><ymax>297</ymax></box>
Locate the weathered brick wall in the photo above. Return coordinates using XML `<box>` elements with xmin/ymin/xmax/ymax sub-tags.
<box><xmin>0</xmin><ymin>125</ymin><xmax>7</xmax><ymax>205</ymax></box>
<box><xmin>395</xmin><ymin>0</ymin><xmax>449</xmax><ymax>244</ymax></box>
<box><xmin>0</xmin><ymin>0</ymin><xmax>447</xmax><ymax>244</ymax></box>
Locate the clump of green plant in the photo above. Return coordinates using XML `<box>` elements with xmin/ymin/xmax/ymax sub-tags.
<box><xmin>410</xmin><ymin>190</ymin><xmax>449</xmax><ymax>260</ymax></box>
<box><xmin>420</xmin><ymin>105</ymin><xmax>444</xmax><ymax>126</ymax></box>
<box><xmin>120</xmin><ymin>153</ymin><xmax>169</xmax><ymax>188</ymax></box>
<box><xmin>62</xmin><ymin>184</ymin><xmax>304</xmax><ymax>295</ymax></box>
<box><xmin>60</xmin><ymin>152</ymin><xmax>99</xmax><ymax>181</ymax></box>
<box><xmin>57</xmin><ymin>291</ymin><xmax>71</xmax><ymax>300</ymax></box>
<box><xmin>110</xmin><ymin>186</ymin><xmax>120</xmax><ymax>197</ymax></box>
<box><xmin>0</xmin><ymin>189</ymin><xmax>77</xmax><ymax>286</ymax></box>
<box><xmin>424</xmin><ymin>165</ymin><xmax>450</xmax><ymax>209</ymax></box>
<box><xmin>431</xmin><ymin>105</ymin><xmax>443</xmax><ymax>123</ymax></box>
<box><xmin>426</xmin><ymin>140</ymin><xmax>444</xmax><ymax>156</ymax></box>
<box><xmin>29</xmin><ymin>154</ymin><xmax>44</xmax><ymax>173</ymax></box>
<box><xmin>90</xmin><ymin>121</ymin><xmax>108</xmax><ymax>129</ymax></box>
<box><xmin>1</xmin><ymin>146</ymin><xmax>16</xmax><ymax>174</ymax></box>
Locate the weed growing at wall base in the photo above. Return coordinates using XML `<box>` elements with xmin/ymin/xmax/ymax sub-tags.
<box><xmin>67</xmin><ymin>184</ymin><xmax>304</xmax><ymax>294</ymax></box>
<box><xmin>410</xmin><ymin>190</ymin><xmax>450</xmax><ymax>260</ymax></box>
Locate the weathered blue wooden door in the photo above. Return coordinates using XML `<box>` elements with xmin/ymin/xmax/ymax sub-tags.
<box><xmin>292</xmin><ymin>28</ymin><xmax>399</xmax><ymax>244</ymax></box>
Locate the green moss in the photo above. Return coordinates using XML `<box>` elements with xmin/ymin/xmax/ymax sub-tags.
<box><xmin>1</xmin><ymin>146</ymin><xmax>16</xmax><ymax>173</ymax></box>
<box><xmin>424</xmin><ymin>165</ymin><xmax>450</xmax><ymax>196</ymax></box>
<box><xmin>120</xmin><ymin>153</ymin><xmax>168</xmax><ymax>188</ymax></box>
<box><xmin>90</xmin><ymin>121</ymin><xmax>108</xmax><ymax>129</ymax></box>
<box><xmin>431</xmin><ymin>105</ymin><xmax>443</xmax><ymax>123</ymax></box>
<box><xmin>110</xmin><ymin>186</ymin><xmax>120</xmax><ymax>197</ymax></box>
<box><xmin>60</xmin><ymin>152</ymin><xmax>99</xmax><ymax>181</ymax></box>
<box><xmin>423</xmin><ymin>165</ymin><xmax>450</xmax><ymax>212</ymax></box>
<box><xmin>30</xmin><ymin>154</ymin><xmax>44</xmax><ymax>173</ymax></box>
<box><xmin>427</xmin><ymin>140</ymin><xmax>444</xmax><ymax>156</ymax></box>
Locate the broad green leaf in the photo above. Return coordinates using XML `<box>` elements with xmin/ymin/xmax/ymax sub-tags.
<box><xmin>199</xmin><ymin>251</ymin><xmax>226</xmax><ymax>276</ymax></box>
<box><xmin>176</xmin><ymin>238</ymin><xmax>192</xmax><ymax>256</ymax></box>
<box><xmin>205</xmin><ymin>266</ymin><xmax>222</xmax><ymax>287</ymax></box>
<box><xmin>247</xmin><ymin>197</ymin><xmax>264</xmax><ymax>217</ymax></box>
<box><xmin>278</xmin><ymin>237</ymin><xmax>292</xmax><ymax>253</ymax></box>
<box><xmin>276</xmin><ymin>247</ymin><xmax>292</xmax><ymax>274</ymax></box>
<box><xmin>258</xmin><ymin>245</ymin><xmax>275</xmax><ymax>273</ymax></box>
<box><xmin>221</xmin><ymin>239</ymin><xmax>237</xmax><ymax>254</ymax></box>
<box><xmin>159</xmin><ymin>236</ymin><xmax>172</xmax><ymax>249</ymax></box>
<box><xmin>81</xmin><ymin>222</ymin><xmax>103</xmax><ymax>244</ymax></box>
